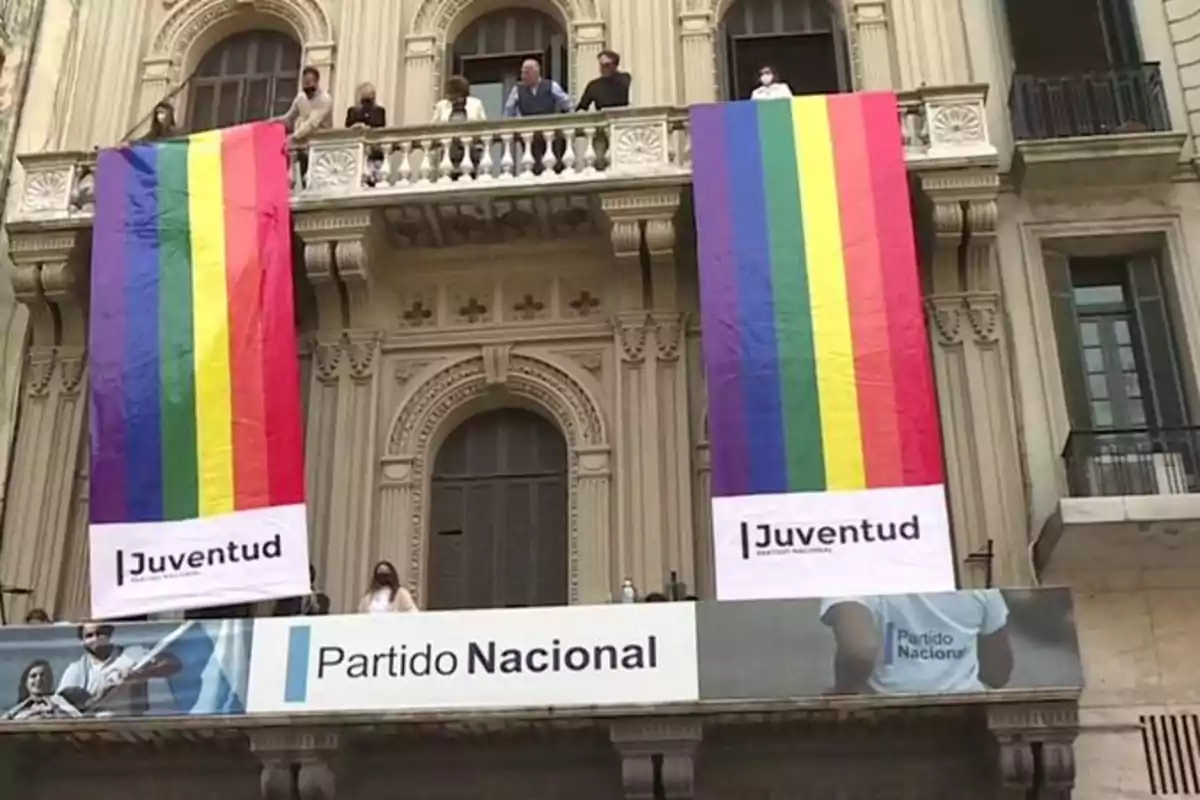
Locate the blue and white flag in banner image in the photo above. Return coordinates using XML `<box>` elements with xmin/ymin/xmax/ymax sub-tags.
<box><xmin>155</xmin><ymin>620</ymin><xmax>251</xmax><ymax>714</ymax></box>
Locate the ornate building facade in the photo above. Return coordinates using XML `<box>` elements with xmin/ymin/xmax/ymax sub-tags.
<box><xmin>0</xmin><ymin>0</ymin><xmax>1197</xmax><ymax>797</ymax></box>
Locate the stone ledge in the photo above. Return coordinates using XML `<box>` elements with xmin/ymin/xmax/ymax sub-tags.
<box><xmin>1013</xmin><ymin>131</ymin><xmax>1188</xmax><ymax>191</ymax></box>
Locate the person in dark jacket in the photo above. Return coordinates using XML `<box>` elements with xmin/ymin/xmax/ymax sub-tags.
<box><xmin>345</xmin><ymin>82</ymin><xmax>387</xmax><ymax>185</ymax></box>
<box><xmin>577</xmin><ymin>50</ymin><xmax>631</xmax><ymax>111</ymax></box>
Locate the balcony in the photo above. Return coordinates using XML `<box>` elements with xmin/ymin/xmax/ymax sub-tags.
<box><xmin>1009</xmin><ymin>63</ymin><xmax>1187</xmax><ymax>190</ymax></box>
<box><xmin>1036</xmin><ymin>427</ymin><xmax>1200</xmax><ymax>576</ymax></box>
<box><xmin>7</xmin><ymin>87</ymin><xmax>997</xmax><ymax>237</ymax></box>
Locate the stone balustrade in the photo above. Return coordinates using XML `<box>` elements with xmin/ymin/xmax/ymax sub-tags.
<box><xmin>6</xmin><ymin>85</ymin><xmax>994</xmax><ymax>224</ymax></box>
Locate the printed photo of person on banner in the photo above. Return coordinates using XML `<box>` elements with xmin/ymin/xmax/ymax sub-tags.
<box><xmin>0</xmin><ymin>619</ymin><xmax>253</xmax><ymax>722</ymax></box>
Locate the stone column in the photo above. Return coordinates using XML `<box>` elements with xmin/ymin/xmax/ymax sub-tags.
<box><xmin>377</xmin><ymin>455</ymin><xmax>416</xmax><ymax>588</ymax></box>
<box><xmin>402</xmin><ymin>35</ymin><xmax>439</xmax><ymax>126</ymax></box>
<box><xmin>987</xmin><ymin>702</ymin><xmax>1079</xmax><ymax>799</ymax></box>
<box><xmin>921</xmin><ymin>168</ymin><xmax>1030</xmax><ymax>587</ymax></box>
<box><xmin>849</xmin><ymin>0</ymin><xmax>897</xmax><ymax>90</ymax></box>
<box><xmin>610</xmin><ymin>718</ymin><xmax>703</xmax><ymax>800</ymax></box>
<box><xmin>251</xmin><ymin>728</ymin><xmax>341</xmax><ymax>800</ymax></box>
<box><xmin>0</xmin><ymin>230</ymin><xmax>89</xmax><ymax>620</ymax></box>
<box><xmin>294</xmin><ymin>210</ymin><xmax>385</xmax><ymax>612</ymax></box>
<box><xmin>679</xmin><ymin>10</ymin><xmax>716</xmax><ymax>105</ymax></box>
<box><xmin>612</xmin><ymin>311</ymin><xmax>654</xmax><ymax>591</ymax></box>
<box><xmin>576</xmin><ymin>445</ymin><xmax>614</xmax><ymax>602</ymax></box>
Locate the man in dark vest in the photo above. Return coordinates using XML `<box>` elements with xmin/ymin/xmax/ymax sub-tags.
<box><xmin>503</xmin><ymin>58</ymin><xmax>572</xmax><ymax>118</ymax></box>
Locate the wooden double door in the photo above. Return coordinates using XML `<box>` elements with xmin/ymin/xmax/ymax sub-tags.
<box><xmin>427</xmin><ymin>408</ymin><xmax>569</xmax><ymax>610</ymax></box>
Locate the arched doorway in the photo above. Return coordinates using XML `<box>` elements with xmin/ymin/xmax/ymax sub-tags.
<box><xmin>450</xmin><ymin>8</ymin><xmax>568</xmax><ymax>120</ymax></box>
<box><xmin>427</xmin><ymin>407</ymin><xmax>569</xmax><ymax>610</ymax></box>
<box><xmin>187</xmin><ymin>30</ymin><xmax>301</xmax><ymax>132</ymax></box>
<box><xmin>719</xmin><ymin>0</ymin><xmax>850</xmax><ymax>100</ymax></box>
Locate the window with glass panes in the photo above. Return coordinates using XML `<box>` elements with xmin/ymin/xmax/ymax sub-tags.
<box><xmin>187</xmin><ymin>31</ymin><xmax>301</xmax><ymax>133</ymax></box>
<box><xmin>719</xmin><ymin>0</ymin><xmax>850</xmax><ymax>99</ymax></box>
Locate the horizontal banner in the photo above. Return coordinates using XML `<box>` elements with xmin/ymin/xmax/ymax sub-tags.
<box><xmin>0</xmin><ymin>589</ymin><xmax>1081</xmax><ymax>725</ymax></box>
<box><xmin>245</xmin><ymin>604</ymin><xmax>699</xmax><ymax>714</ymax></box>
<box><xmin>711</xmin><ymin>485</ymin><xmax>956</xmax><ymax>599</ymax></box>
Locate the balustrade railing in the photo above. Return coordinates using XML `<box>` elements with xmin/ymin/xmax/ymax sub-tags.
<box><xmin>8</xmin><ymin>87</ymin><xmax>995</xmax><ymax>222</ymax></box>
<box><xmin>1009</xmin><ymin>63</ymin><xmax>1172</xmax><ymax>141</ymax></box>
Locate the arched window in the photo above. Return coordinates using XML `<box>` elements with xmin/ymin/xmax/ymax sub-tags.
<box><xmin>720</xmin><ymin>0</ymin><xmax>850</xmax><ymax>100</ymax></box>
<box><xmin>450</xmin><ymin>9</ymin><xmax>568</xmax><ymax>120</ymax></box>
<box><xmin>187</xmin><ymin>31</ymin><xmax>301</xmax><ymax>132</ymax></box>
<box><xmin>427</xmin><ymin>408</ymin><xmax>569</xmax><ymax>610</ymax></box>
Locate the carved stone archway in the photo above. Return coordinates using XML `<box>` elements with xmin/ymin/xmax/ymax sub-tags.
<box><xmin>381</xmin><ymin>351</ymin><xmax>613</xmax><ymax>606</ymax></box>
<box><xmin>402</xmin><ymin>0</ymin><xmax>607</xmax><ymax>122</ymax></box>
<box><xmin>139</xmin><ymin>0</ymin><xmax>336</xmax><ymax>130</ymax></box>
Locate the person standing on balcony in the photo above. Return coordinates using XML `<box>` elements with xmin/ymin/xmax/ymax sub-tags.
<box><xmin>433</xmin><ymin>75</ymin><xmax>487</xmax><ymax>122</ymax></box>
<box><xmin>503</xmin><ymin>59</ymin><xmax>571</xmax><ymax>117</ymax></box>
<box><xmin>576</xmin><ymin>50</ymin><xmax>631</xmax><ymax>111</ymax></box>
<box><xmin>751</xmin><ymin>65</ymin><xmax>793</xmax><ymax>101</ymax></box>
<box><xmin>144</xmin><ymin>101</ymin><xmax>179</xmax><ymax>140</ymax></box>
<box><xmin>345</xmin><ymin>82</ymin><xmax>388</xmax><ymax>186</ymax></box>
<box><xmin>358</xmin><ymin>560</ymin><xmax>419</xmax><ymax>613</ymax></box>
<box><xmin>280</xmin><ymin>66</ymin><xmax>333</xmax><ymax>179</ymax></box>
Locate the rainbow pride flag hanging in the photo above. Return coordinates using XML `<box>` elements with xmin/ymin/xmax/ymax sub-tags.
<box><xmin>691</xmin><ymin>93</ymin><xmax>955</xmax><ymax>600</ymax></box>
<box><xmin>87</xmin><ymin>122</ymin><xmax>310</xmax><ymax>618</ymax></box>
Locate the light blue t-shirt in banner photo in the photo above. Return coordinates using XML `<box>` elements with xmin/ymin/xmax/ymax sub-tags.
<box><xmin>819</xmin><ymin>590</ymin><xmax>1009</xmax><ymax>694</ymax></box>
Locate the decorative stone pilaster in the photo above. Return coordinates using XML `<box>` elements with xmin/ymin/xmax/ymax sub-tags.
<box><xmin>920</xmin><ymin>167</ymin><xmax>1028</xmax><ymax>587</ymax></box>
<box><xmin>679</xmin><ymin>10</ymin><xmax>715</xmax><ymax>104</ymax></box>
<box><xmin>572</xmin><ymin>21</ymin><xmax>607</xmax><ymax>99</ymax></box>
<box><xmin>610</xmin><ymin>718</ymin><xmax>703</xmax><ymax>800</ymax></box>
<box><xmin>402</xmin><ymin>34</ymin><xmax>439</xmax><ymax>125</ymax></box>
<box><xmin>849</xmin><ymin>0</ymin><xmax>896</xmax><ymax>90</ymax></box>
<box><xmin>987</xmin><ymin>702</ymin><xmax>1079</xmax><ymax>799</ymax></box>
<box><xmin>1</xmin><ymin>229</ymin><xmax>89</xmax><ymax>620</ymax></box>
<box><xmin>294</xmin><ymin>209</ymin><xmax>385</xmax><ymax>611</ymax></box>
<box><xmin>250</xmin><ymin>729</ymin><xmax>341</xmax><ymax>800</ymax></box>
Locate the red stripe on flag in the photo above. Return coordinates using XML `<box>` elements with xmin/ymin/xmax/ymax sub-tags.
<box><xmin>828</xmin><ymin>94</ymin><xmax>903</xmax><ymax>488</ymax></box>
<box><xmin>221</xmin><ymin>125</ymin><xmax>270</xmax><ymax>509</ymax></box>
<box><xmin>254</xmin><ymin>123</ymin><xmax>306</xmax><ymax>505</ymax></box>
<box><xmin>861</xmin><ymin>92</ymin><xmax>944</xmax><ymax>485</ymax></box>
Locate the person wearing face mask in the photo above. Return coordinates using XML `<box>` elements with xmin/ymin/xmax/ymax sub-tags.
<box><xmin>144</xmin><ymin>101</ymin><xmax>179</xmax><ymax>140</ymax></box>
<box><xmin>280</xmin><ymin>66</ymin><xmax>333</xmax><ymax>180</ymax></box>
<box><xmin>345</xmin><ymin>82</ymin><xmax>388</xmax><ymax>185</ymax></box>
<box><xmin>751</xmin><ymin>65</ymin><xmax>793</xmax><ymax>101</ymax></box>
<box><xmin>358</xmin><ymin>560</ymin><xmax>419</xmax><ymax>613</ymax></box>
<box><xmin>577</xmin><ymin>50</ymin><xmax>631</xmax><ymax>111</ymax></box>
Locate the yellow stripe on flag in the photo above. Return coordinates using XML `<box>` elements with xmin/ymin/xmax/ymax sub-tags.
<box><xmin>186</xmin><ymin>131</ymin><xmax>235</xmax><ymax>516</ymax></box>
<box><xmin>791</xmin><ymin>96</ymin><xmax>865</xmax><ymax>491</ymax></box>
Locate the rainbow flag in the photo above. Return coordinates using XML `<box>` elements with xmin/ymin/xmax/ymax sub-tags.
<box><xmin>87</xmin><ymin>122</ymin><xmax>310</xmax><ymax>618</ymax></box>
<box><xmin>691</xmin><ymin>93</ymin><xmax>954</xmax><ymax>600</ymax></box>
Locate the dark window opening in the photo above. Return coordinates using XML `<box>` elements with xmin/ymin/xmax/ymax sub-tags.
<box><xmin>720</xmin><ymin>0</ymin><xmax>849</xmax><ymax>100</ymax></box>
<box><xmin>451</xmin><ymin>9</ymin><xmax>568</xmax><ymax>120</ymax></box>
<box><xmin>187</xmin><ymin>30</ymin><xmax>301</xmax><ymax>133</ymax></box>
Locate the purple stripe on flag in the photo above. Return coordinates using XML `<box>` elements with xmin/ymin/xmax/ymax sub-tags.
<box><xmin>88</xmin><ymin>149</ymin><xmax>132</xmax><ymax>524</ymax></box>
<box><xmin>690</xmin><ymin>103</ymin><xmax>750</xmax><ymax>497</ymax></box>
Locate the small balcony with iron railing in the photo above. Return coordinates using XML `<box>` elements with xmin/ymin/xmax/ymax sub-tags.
<box><xmin>1036</xmin><ymin>427</ymin><xmax>1200</xmax><ymax>576</ymax></box>
<box><xmin>1008</xmin><ymin>63</ymin><xmax>1187</xmax><ymax>190</ymax></box>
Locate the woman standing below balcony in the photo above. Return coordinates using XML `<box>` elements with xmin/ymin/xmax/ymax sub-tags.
<box><xmin>358</xmin><ymin>560</ymin><xmax>419</xmax><ymax>613</ymax></box>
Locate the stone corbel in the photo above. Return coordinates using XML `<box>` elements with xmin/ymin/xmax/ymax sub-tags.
<box><xmin>600</xmin><ymin>191</ymin><xmax>682</xmax><ymax>308</ymax></box>
<box><xmin>610</xmin><ymin>718</ymin><xmax>703</xmax><ymax>800</ymax></box>
<box><xmin>7</xmin><ymin>230</ymin><xmax>88</xmax><ymax>347</ymax></box>
<box><xmin>294</xmin><ymin>209</ymin><xmax>383</xmax><ymax>330</ymax></box>
<box><xmin>987</xmin><ymin>702</ymin><xmax>1079</xmax><ymax>799</ymax></box>
<box><xmin>918</xmin><ymin>169</ymin><xmax>1000</xmax><ymax>292</ymax></box>
<box><xmin>249</xmin><ymin>728</ymin><xmax>340</xmax><ymax>800</ymax></box>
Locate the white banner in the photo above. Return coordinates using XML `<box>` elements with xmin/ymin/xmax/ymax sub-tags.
<box><xmin>246</xmin><ymin>604</ymin><xmax>699</xmax><ymax>714</ymax></box>
<box><xmin>88</xmin><ymin>503</ymin><xmax>311</xmax><ymax>618</ymax></box>
<box><xmin>711</xmin><ymin>485</ymin><xmax>956</xmax><ymax>600</ymax></box>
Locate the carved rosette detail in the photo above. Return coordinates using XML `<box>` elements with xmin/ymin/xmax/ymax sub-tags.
<box><xmin>613</xmin><ymin>314</ymin><xmax>649</xmax><ymax>363</ymax></box>
<box><xmin>611</xmin><ymin>124</ymin><xmax>665</xmax><ymax>168</ymax></box>
<box><xmin>928</xmin><ymin>103</ymin><xmax>985</xmax><ymax>147</ymax></box>
<box><xmin>21</xmin><ymin>168</ymin><xmax>72</xmax><ymax>214</ymax></box>
<box><xmin>305</xmin><ymin>146</ymin><xmax>362</xmax><ymax>193</ymax></box>
<box><xmin>384</xmin><ymin>353</ymin><xmax>608</xmax><ymax>606</ymax></box>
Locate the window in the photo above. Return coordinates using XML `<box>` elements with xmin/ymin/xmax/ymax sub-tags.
<box><xmin>719</xmin><ymin>0</ymin><xmax>849</xmax><ymax>100</ymax></box>
<box><xmin>187</xmin><ymin>31</ymin><xmax>301</xmax><ymax>132</ymax></box>
<box><xmin>1047</xmin><ymin>250</ymin><xmax>1189</xmax><ymax>433</ymax></box>
<box><xmin>1004</xmin><ymin>0</ymin><xmax>1140</xmax><ymax>75</ymax></box>
<box><xmin>451</xmin><ymin>9</ymin><xmax>568</xmax><ymax>120</ymax></box>
<box><xmin>427</xmin><ymin>408</ymin><xmax>568</xmax><ymax>610</ymax></box>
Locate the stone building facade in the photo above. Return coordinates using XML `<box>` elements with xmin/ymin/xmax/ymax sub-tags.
<box><xmin>0</xmin><ymin>0</ymin><xmax>1198</xmax><ymax>797</ymax></box>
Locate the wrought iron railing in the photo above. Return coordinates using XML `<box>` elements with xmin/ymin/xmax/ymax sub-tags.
<box><xmin>1063</xmin><ymin>427</ymin><xmax>1200</xmax><ymax>498</ymax></box>
<box><xmin>1010</xmin><ymin>63</ymin><xmax>1172</xmax><ymax>140</ymax></box>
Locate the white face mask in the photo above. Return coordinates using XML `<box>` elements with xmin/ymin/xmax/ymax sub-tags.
<box><xmin>759</xmin><ymin>72</ymin><xmax>774</xmax><ymax>86</ymax></box>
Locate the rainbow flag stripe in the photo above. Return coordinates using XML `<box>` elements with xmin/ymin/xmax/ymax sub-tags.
<box><xmin>691</xmin><ymin>93</ymin><xmax>943</xmax><ymax>497</ymax></box>
<box><xmin>88</xmin><ymin>122</ymin><xmax>304</xmax><ymax>524</ymax></box>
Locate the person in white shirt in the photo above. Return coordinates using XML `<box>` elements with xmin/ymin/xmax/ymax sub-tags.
<box><xmin>432</xmin><ymin>75</ymin><xmax>487</xmax><ymax>123</ymax></box>
<box><xmin>751</xmin><ymin>65</ymin><xmax>793</xmax><ymax>101</ymax></box>
<box><xmin>819</xmin><ymin>590</ymin><xmax>1013</xmax><ymax>695</ymax></box>
<box><xmin>57</xmin><ymin>622</ymin><xmax>181</xmax><ymax>717</ymax></box>
<box><xmin>357</xmin><ymin>560</ymin><xmax>419</xmax><ymax>613</ymax></box>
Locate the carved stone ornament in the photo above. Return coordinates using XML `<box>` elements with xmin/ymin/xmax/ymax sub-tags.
<box><xmin>987</xmin><ymin>702</ymin><xmax>1079</xmax><ymax>796</ymax></box>
<box><xmin>150</xmin><ymin>0</ymin><xmax>335</xmax><ymax>66</ymax></box>
<box><xmin>304</xmin><ymin>145</ymin><xmax>363</xmax><ymax>194</ymax></box>
<box><xmin>410</xmin><ymin>0</ymin><xmax>599</xmax><ymax>38</ymax></box>
<box><xmin>613</xmin><ymin>314</ymin><xmax>650</xmax><ymax>363</ymax></box>
<box><xmin>926</xmin><ymin>297</ymin><xmax>965</xmax><ymax>347</ymax></box>
<box><xmin>652</xmin><ymin>312</ymin><xmax>684</xmax><ymax>362</ymax></box>
<box><xmin>610</xmin><ymin>123</ymin><xmax>667</xmax><ymax>171</ymax></box>
<box><xmin>313</xmin><ymin>338</ymin><xmax>343</xmax><ymax>384</ymax></box>
<box><xmin>928</xmin><ymin>102</ymin><xmax>986</xmax><ymax>147</ymax></box>
<box><xmin>344</xmin><ymin>332</ymin><xmax>382</xmax><ymax>383</ymax></box>
<box><xmin>384</xmin><ymin>353</ymin><xmax>609</xmax><ymax>605</ymax></box>
<box><xmin>966</xmin><ymin>292</ymin><xmax>1001</xmax><ymax>344</ymax></box>
<box><xmin>58</xmin><ymin>355</ymin><xmax>86</xmax><ymax>397</ymax></box>
<box><xmin>25</xmin><ymin>349</ymin><xmax>56</xmax><ymax>398</ymax></box>
<box><xmin>21</xmin><ymin>167</ymin><xmax>73</xmax><ymax>214</ymax></box>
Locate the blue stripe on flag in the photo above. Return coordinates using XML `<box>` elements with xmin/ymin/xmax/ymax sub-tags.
<box><xmin>285</xmin><ymin>625</ymin><xmax>311</xmax><ymax>703</ymax></box>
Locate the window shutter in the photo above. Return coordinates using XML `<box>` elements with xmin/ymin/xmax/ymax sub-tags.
<box><xmin>1127</xmin><ymin>252</ymin><xmax>1188</xmax><ymax>429</ymax></box>
<box><xmin>1044</xmin><ymin>250</ymin><xmax>1091</xmax><ymax>430</ymax></box>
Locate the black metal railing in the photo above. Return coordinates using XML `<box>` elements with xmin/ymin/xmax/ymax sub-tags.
<box><xmin>1063</xmin><ymin>427</ymin><xmax>1200</xmax><ymax>498</ymax></box>
<box><xmin>1010</xmin><ymin>63</ymin><xmax>1172</xmax><ymax>141</ymax></box>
